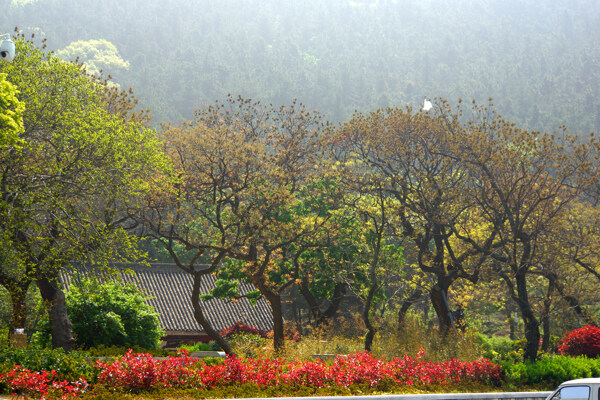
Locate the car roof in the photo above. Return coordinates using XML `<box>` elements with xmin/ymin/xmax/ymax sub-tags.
<box><xmin>561</xmin><ymin>378</ymin><xmax>600</xmax><ymax>386</ymax></box>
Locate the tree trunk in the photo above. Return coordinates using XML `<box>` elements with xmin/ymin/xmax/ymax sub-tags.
<box><xmin>541</xmin><ymin>308</ymin><xmax>551</xmax><ymax>352</ymax></box>
<box><xmin>298</xmin><ymin>275</ymin><xmax>322</xmax><ymax>322</ymax></box>
<box><xmin>265</xmin><ymin>291</ymin><xmax>285</xmax><ymax>352</ymax></box>
<box><xmin>515</xmin><ymin>270</ymin><xmax>540</xmax><ymax>361</ymax></box>
<box><xmin>251</xmin><ymin>273</ymin><xmax>285</xmax><ymax>352</ymax></box>
<box><xmin>398</xmin><ymin>288</ymin><xmax>422</xmax><ymax>329</ymax></box>
<box><xmin>0</xmin><ymin>276</ymin><xmax>30</xmax><ymax>341</ymax></box>
<box><xmin>8</xmin><ymin>282</ymin><xmax>29</xmax><ymax>338</ymax></box>
<box><xmin>541</xmin><ymin>283</ymin><xmax>553</xmax><ymax>352</ymax></box>
<box><xmin>320</xmin><ymin>282</ymin><xmax>346</xmax><ymax>324</ymax></box>
<box><xmin>190</xmin><ymin>272</ymin><xmax>233</xmax><ymax>355</ymax></box>
<box><xmin>430</xmin><ymin>284</ymin><xmax>453</xmax><ymax>335</ymax></box>
<box><xmin>298</xmin><ymin>278</ymin><xmax>346</xmax><ymax>327</ymax></box>
<box><xmin>36</xmin><ymin>276</ymin><xmax>75</xmax><ymax>352</ymax></box>
<box><xmin>363</xmin><ymin>280</ymin><xmax>379</xmax><ymax>352</ymax></box>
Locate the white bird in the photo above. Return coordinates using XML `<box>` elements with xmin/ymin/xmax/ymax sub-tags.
<box><xmin>422</xmin><ymin>99</ymin><xmax>433</xmax><ymax>112</ymax></box>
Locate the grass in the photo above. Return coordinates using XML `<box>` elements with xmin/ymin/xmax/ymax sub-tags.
<box><xmin>229</xmin><ymin>314</ymin><xmax>485</xmax><ymax>362</ymax></box>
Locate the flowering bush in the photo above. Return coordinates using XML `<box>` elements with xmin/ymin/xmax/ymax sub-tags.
<box><xmin>220</xmin><ymin>322</ymin><xmax>268</xmax><ymax>339</ymax></box>
<box><xmin>96</xmin><ymin>349</ymin><xmax>201</xmax><ymax>392</ymax></box>
<box><xmin>558</xmin><ymin>325</ymin><xmax>600</xmax><ymax>357</ymax></box>
<box><xmin>1</xmin><ymin>349</ymin><xmax>502</xmax><ymax>396</ymax></box>
<box><xmin>0</xmin><ymin>365</ymin><xmax>88</xmax><ymax>399</ymax></box>
<box><xmin>197</xmin><ymin>351</ymin><xmax>502</xmax><ymax>390</ymax></box>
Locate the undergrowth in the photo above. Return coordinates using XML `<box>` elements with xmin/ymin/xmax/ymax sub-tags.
<box><xmin>235</xmin><ymin>314</ymin><xmax>485</xmax><ymax>362</ymax></box>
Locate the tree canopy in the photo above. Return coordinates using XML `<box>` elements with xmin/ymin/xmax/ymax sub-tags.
<box><xmin>0</xmin><ymin>37</ymin><xmax>168</xmax><ymax>350</ymax></box>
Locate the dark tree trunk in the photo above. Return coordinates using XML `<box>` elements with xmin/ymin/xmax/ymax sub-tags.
<box><xmin>0</xmin><ymin>275</ymin><xmax>30</xmax><ymax>341</ymax></box>
<box><xmin>398</xmin><ymin>289</ymin><xmax>422</xmax><ymax>329</ymax></box>
<box><xmin>363</xmin><ymin>281</ymin><xmax>378</xmax><ymax>352</ymax></box>
<box><xmin>252</xmin><ymin>273</ymin><xmax>285</xmax><ymax>352</ymax></box>
<box><xmin>541</xmin><ymin>283</ymin><xmax>553</xmax><ymax>352</ymax></box>
<box><xmin>298</xmin><ymin>277</ymin><xmax>346</xmax><ymax>326</ymax></box>
<box><xmin>36</xmin><ymin>276</ymin><xmax>75</xmax><ymax>352</ymax></box>
<box><xmin>515</xmin><ymin>270</ymin><xmax>540</xmax><ymax>361</ymax></box>
<box><xmin>430</xmin><ymin>283</ymin><xmax>453</xmax><ymax>335</ymax></box>
<box><xmin>541</xmin><ymin>308</ymin><xmax>551</xmax><ymax>352</ymax></box>
<box><xmin>265</xmin><ymin>291</ymin><xmax>285</xmax><ymax>352</ymax></box>
<box><xmin>190</xmin><ymin>272</ymin><xmax>233</xmax><ymax>355</ymax></box>
<box><xmin>546</xmin><ymin>271</ymin><xmax>597</xmax><ymax>326</ymax></box>
<box><xmin>320</xmin><ymin>282</ymin><xmax>346</xmax><ymax>323</ymax></box>
<box><xmin>298</xmin><ymin>275</ymin><xmax>322</xmax><ymax>322</ymax></box>
<box><xmin>8</xmin><ymin>282</ymin><xmax>29</xmax><ymax>332</ymax></box>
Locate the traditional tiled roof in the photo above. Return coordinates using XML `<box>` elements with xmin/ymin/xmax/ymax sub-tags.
<box><xmin>60</xmin><ymin>263</ymin><xmax>273</xmax><ymax>333</ymax></box>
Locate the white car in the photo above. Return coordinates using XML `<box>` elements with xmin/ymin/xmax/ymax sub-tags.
<box><xmin>546</xmin><ymin>378</ymin><xmax>600</xmax><ymax>400</ymax></box>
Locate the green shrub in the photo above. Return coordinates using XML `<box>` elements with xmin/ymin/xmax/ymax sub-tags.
<box><xmin>178</xmin><ymin>341</ymin><xmax>220</xmax><ymax>352</ymax></box>
<box><xmin>69</xmin><ymin>278</ymin><xmax>164</xmax><ymax>350</ymax></box>
<box><xmin>85</xmin><ymin>344</ymin><xmax>173</xmax><ymax>357</ymax></box>
<box><xmin>504</xmin><ymin>354</ymin><xmax>600</xmax><ymax>387</ymax></box>
<box><xmin>0</xmin><ymin>347</ymin><xmax>96</xmax><ymax>382</ymax></box>
<box><xmin>32</xmin><ymin>278</ymin><xmax>164</xmax><ymax>350</ymax></box>
<box><xmin>228</xmin><ymin>333</ymin><xmax>267</xmax><ymax>358</ymax></box>
<box><xmin>477</xmin><ymin>334</ymin><xmax>523</xmax><ymax>363</ymax></box>
<box><xmin>199</xmin><ymin>356</ymin><xmax>224</xmax><ymax>366</ymax></box>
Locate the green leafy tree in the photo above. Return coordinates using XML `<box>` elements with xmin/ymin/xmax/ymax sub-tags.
<box><xmin>0</xmin><ymin>72</ymin><xmax>28</xmax><ymax>338</ymax></box>
<box><xmin>0</xmin><ymin>37</ymin><xmax>168</xmax><ymax>351</ymax></box>
<box><xmin>332</xmin><ymin>193</ymin><xmax>406</xmax><ymax>352</ymax></box>
<box><xmin>0</xmin><ymin>72</ymin><xmax>25</xmax><ymax>149</ymax></box>
<box><xmin>55</xmin><ymin>39</ymin><xmax>130</xmax><ymax>77</ymax></box>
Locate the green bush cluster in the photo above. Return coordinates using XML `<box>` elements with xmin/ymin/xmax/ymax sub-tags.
<box><xmin>177</xmin><ymin>341</ymin><xmax>221</xmax><ymax>352</ymax></box>
<box><xmin>504</xmin><ymin>355</ymin><xmax>600</xmax><ymax>387</ymax></box>
<box><xmin>31</xmin><ymin>278</ymin><xmax>164</xmax><ymax>351</ymax></box>
<box><xmin>0</xmin><ymin>347</ymin><xmax>95</xmax><ymax>382</ymax></box>
<box><xmin>84</xmin><ymin>345</ymin><xmax>173</xmax><ymax>358</ymax></box>
<box><xmin>477</xmin><ymin>334</ymin><xmax>524</xmax><ymax>364</ymax></box>
<box><xmin>68</xmin><ymin>278</ymin><xmax>164</xmax><ymax>350</ymax></box>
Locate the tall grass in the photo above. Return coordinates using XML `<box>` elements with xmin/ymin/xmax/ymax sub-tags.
<box><xmin>230</xmin><ymin>314</ymin><xmax>485</xmax><ymax>362</ymax></box>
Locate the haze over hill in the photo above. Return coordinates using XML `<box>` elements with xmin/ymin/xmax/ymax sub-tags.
<box><xmin>3</xmin><ymin>0</ymin><xmax>599</xmax><ymax>134</ymax></box>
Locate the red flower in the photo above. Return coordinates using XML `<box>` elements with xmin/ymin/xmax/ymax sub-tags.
<box><xmin>558</xmin><ymin>325</ymin><xmax>600</xmax><ymax>357</ymax></box>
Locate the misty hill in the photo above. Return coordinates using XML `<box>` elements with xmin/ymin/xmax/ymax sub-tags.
<box><xmin>3</xmin><ymin>0</ymin><xmax>600</xmax><ymax>134</ymax></box>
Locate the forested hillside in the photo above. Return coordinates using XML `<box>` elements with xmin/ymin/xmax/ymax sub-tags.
<box><xmin>3</xmin><ymin>0</ymin><xmax>600</xmax><ymax>134</ymax></box>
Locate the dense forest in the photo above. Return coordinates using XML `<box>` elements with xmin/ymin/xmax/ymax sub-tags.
<box><xmin>3</xmin><ymin>0</ymin><xmax>600</xmax><ymax>134</ymax></box>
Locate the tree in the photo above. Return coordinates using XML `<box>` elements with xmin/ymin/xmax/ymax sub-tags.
<box><xmin>0</xmin><ymin>72</ymin><xmax>25</xmax><ymax>149</ymax></box>
<box><xmin>444</xmin><ymin>100</ymin><xmax>588</xmax><ymax>361</ymax></box>
<box><xmin>329</xmin><ymin>105</ymin><xmax>493</xmax><ymax>334</ymax></box>
<box><xmin>55</xmin><ymin>39</ymin><xmax>130</xmax><ymax>77</ymax></box>
<box><xmin>0</xmin><ymin>72</ymin><xmax>28</xmax><ymax>339</ymax></box>
<box><xmin>138</xmin><ymin>107</ymin><xmax>269</xmax><ymax>354</ymax></box>
<box><xmin>317</xmin><ymin>145</ymin><xmax>408</xmax><ymax>350</ymax></box>
<box><xmin>0</xmin><ymin>37</ymin><xmax>167</xmax><ymax>351</ymax></box>
<box><xmin>339</xmin><ymin>193</ymin><xmax>406</xmax><ymax>351</ymax></box>
<box><xmin>139</xmin><ymin>96</ymin><xmax>329</xmax><ymax>352</ymax></box>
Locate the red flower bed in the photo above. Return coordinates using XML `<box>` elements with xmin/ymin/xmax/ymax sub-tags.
<box><xmin>195</xmin><ymin>350</ymin><xmax>502</xmax><ymax>390</ymax></box>
<box><xmin>1</xmin><ymin>349</ymin><xmax>502</xmax><ymax>397</ymax></box>
<box><xmin>1</xmin><ymin>365</ymin><xmax>88</xmax><ymax>399</ymax></box>
<box><xmin>96</xmin><ymin>349</ymin><xmax>201</xmax><ymax>392</ymax></box>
